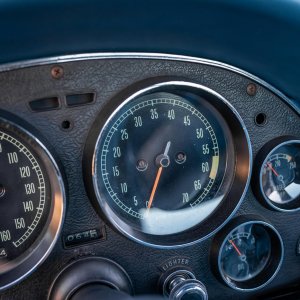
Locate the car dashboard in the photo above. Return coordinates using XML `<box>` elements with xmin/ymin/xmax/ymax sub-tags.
<box><xmin>0</xmin><ymin>1</ymin><xmax>300</xmax><ymax>300</ymax></box>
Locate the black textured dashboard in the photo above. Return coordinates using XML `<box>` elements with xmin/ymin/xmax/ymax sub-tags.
<box><xmin>0</xmin><ymin>54</ymin><xmax>300</xmax><ymax>299</ymax></box>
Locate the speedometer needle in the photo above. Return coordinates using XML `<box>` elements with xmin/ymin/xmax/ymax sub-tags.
<box><xmin>147</xmin><ymin>141</ymin><xmax>171</xmax><ymax>211</ymax></box>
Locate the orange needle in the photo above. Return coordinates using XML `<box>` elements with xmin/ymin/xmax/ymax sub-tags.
<box><xmin>146</xmin><ymin>141</ymin><xmax>171</xmax><ymax>212</ymax></box>
<box><xmin>229</xmin><ymin>239</ymin><xmax>242</xmax><ymax>256</ymax></box>
<box><xmin>267</xmin><ymin>162</ymin><xmax>279</xmax><ymax>177</ymax></box>
<box><xmin>147</xmin><ymin>166</ymin><xmax>163</xmax><ymax>210</ymax></box>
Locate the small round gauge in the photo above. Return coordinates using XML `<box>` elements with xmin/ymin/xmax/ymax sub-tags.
<box><xmin>0</xmin><ymin>114</ymin><xmax>65</xmax><ymax>290</ymax></box>
<box><xmin>220</xmin><ymin>224</ymin><xmax>271</xmax><ymax>282</ymax></box>
<box><xmin>259</xmin><ymin>140</ymin><xmax>300</xmax><ymax>211</ymax></box>
<box><xmin>215</xmin><ymin>218</ymin><xmax>283</xmax><ymax>291</ymax></box>
<box><xmin>84</xmin><ymin>81</ymin><xmax>251</xmax><ymax>247</ymax></box>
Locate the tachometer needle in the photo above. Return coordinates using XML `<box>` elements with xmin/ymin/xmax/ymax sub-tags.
<box><xmin>147</xmin><ymin>141</ymin><xmax>171</xmax><ymax>211</ymax></box>
<box><xmin>267</xmin><ymin>162</ymin><xmax>279</xmax><ymax>177</ymax></box>
<box><xmin>229</xmin><ymin>239</ymin><xmax>242</xmax><ymax>257</ymax></box>
<box><xmin>147</xmin><ymin>166</ymin><xmax>163</xmax><ymax>210</ymax></box>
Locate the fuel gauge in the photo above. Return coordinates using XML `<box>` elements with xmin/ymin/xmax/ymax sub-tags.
<box><xmin>259</xmin><ymin>139</ymin><xmax>300</xmax><ymax>211</ymax></box>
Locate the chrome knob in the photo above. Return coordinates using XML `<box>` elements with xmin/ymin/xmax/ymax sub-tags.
<box><xmin>163</xmin><ymin>270</ymin><xmax>208</xmax><ymax>300</ymax></box>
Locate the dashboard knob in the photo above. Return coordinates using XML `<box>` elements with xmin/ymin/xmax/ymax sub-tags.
<box><xmin>169</xmin><ymin>279</ymin><xmax>208</xmax><ymax>300</ymax></box>
<box><xmin>163</xmin><ymin>270</ymin><xmax>208</xmax><ymax>300</ymax></box>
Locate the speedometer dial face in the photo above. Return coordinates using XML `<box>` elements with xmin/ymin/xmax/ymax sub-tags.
<box><xmin>0</xmin><ymin>131</ymin><xmax>51</xmax><ymax>260</ymax></box>
<box><xmin>0</xmin><ymin>116</ymin><xmax>65</xmax><ymax>290</ymax></box>
<box><xmin>87</xmin><ymin>81</ymin><xmax>251</xmax><ymax>247</ymax></box>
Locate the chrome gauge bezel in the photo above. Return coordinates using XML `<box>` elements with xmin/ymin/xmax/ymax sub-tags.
<box><xmin>0</xmin><ymin>116</ymin><xmax>65</xmax><ymax>291</ymax></box>
<box><xmin>84</xmin><ymin>80</ymin><xmax>252</xmax><ymax>248</ymax></box>
<box><xmin>213</xmin><ymin>216</ymin><xmax>284</xmax><ymax>292</ymax></box>
<box><xmin>259</xmin><ymin>139</ymin><xmax>300</xmax><ymax>212</ymax></box>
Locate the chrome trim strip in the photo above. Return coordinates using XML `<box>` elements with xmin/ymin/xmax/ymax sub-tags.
<box><xmin>0</xmin><ymin>52</ymin><xmax>298</xmax><ymax>113</ymax></box>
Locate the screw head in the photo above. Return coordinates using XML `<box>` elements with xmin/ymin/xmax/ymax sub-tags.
<box><xmin>136</xmin><ymin>159</ymin><xmax>148</xmax><ymax>172</ymax></box>
<box><xmin>247</xmin><ymin>83</ymin><xmax>257</xmax><ymax>96</ymax></box>
<box><xmin>51</xmin><ymin>66</ymin><xmax>64</xmax><ymax>79</ymax></box>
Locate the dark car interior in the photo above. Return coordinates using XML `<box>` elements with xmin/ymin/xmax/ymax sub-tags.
<box><xmin>0</xmin><ymin>1</ymin><xmax>300</xmax><ymax>299</ymax></box>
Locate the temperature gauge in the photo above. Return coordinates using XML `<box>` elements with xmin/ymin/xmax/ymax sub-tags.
<box><xmin>258</xmin><ymin>139</ymin><xmax>300</xmax><ymax>211</ymax></box>
<box><xmin>220</xmin><ymin>227</ymin><xmax>271</xmax><ymax>282</ymax></box>
<box><xmin>213</xmin><ymin>217</ymin><xmax>283</xmax><ymax>291</ymax></box>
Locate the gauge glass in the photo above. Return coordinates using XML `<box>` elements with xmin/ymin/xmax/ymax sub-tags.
<box><xmin>220</xmin><ymin>223</ymin><xmax>271</xmax><ymax>282</ymax></box>
<box><xmin>260</xmin><ymin>140</ymin><xmax>300</xmax><ymax>210</ymax></box>
<box><xmin>94</xmin><ymin>91</ymin><xmax>227</xmax><ymax>235</ymax></box>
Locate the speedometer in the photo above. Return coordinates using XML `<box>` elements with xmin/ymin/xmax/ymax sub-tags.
<box><xmin>0</xmin><ymin>131</ymin><xmax>50</xmax><ymax>254</ymax></box>
<box><xmin>84</xmin><ymin>81</ymin><xmax>251</xmax><ymax>247</ymax></box>
<box><xmin>0</xmin><ymin>114</ymin><xmax>65</xmax><ymax>290</ymax></box>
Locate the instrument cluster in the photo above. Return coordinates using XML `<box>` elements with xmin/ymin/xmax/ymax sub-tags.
<box><xmin>0</xmin><ymin>53</ymin><xmax>299</xmax><ymax>299</ymax></box>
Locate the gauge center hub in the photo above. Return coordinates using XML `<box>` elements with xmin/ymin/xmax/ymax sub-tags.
<box><xmin>156</xmin><ymin>154</ymin><xmax>170</xmax><ymax>168</ymax></box>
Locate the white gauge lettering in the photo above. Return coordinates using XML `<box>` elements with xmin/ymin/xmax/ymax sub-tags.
<box><xmin>19</xmin><ymin>166</ymin><xmax>31</xmax><ymax>178</ymax></box>
<box><xmin>0</xmin><ymin>230</ymin><xmax>11</xmax><ymax>242</ymax></box>
<box><xmin>7</xmin><ymin>152</ymin><xmax>18</xmax><ymax>164</ymax></box>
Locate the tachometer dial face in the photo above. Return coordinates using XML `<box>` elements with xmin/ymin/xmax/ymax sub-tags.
<box><xmin>260</xmin><ymin>141</ymin><xmax>300</xmax><ymax>210</ymax></box>
<box><xmin>98</xmin><ymin>93</ymin><xmax>226</xmax><ymax>229</ymax></box>
<box><xmin>96</xmin><ymin>91</ymin><xmax>227</xmax><ymax>233</ymax></box>
<box><xmin>87</xmin><ymin>81</ymin><xmax>251</xmax><ymax>247</ymax></box>
<box><xmin>0</xmin><ymin>116</ymin><xmax>65</xmax><ymax>290</ymax></box>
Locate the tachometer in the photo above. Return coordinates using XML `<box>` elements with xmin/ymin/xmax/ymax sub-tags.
<box><xmin>0</xmin><ymin>114</ymin><xmax>65</xmax><ymax>290</ymax></box>
<box><xmin>99</xmin><ymin>93</ymin><xmax>225</xmax><ymax>226</ymax></box>
<box><xmin>84</xmin><ymin>81</ymin><xmax>251</xmax><ymax>247</ymax></box>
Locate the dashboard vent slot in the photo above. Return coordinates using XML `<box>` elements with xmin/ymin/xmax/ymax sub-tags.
<box><xmin>66</xmin><ymin>93</ymin><xmax>95</xmax><ymax>107</ymax></box>
<box><xmin>29</xmin><ymin>97</ymin><xmax>60</xmax><ymax>112</ymax></box>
